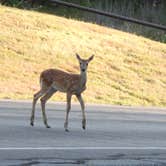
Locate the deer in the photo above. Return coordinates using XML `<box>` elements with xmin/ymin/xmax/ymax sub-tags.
<box><xmin>30</xmin><ymin>53</ymin><xmax>94</xmax><ymax>132</ymax></box>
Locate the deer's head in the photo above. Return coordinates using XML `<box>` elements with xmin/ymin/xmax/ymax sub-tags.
<box><xmin>76</xmin><ymin>53</ymin><xmax>94</xmax><ymax>73</ymax></box>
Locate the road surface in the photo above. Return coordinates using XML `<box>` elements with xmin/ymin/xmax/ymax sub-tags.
<box><xmin>0</xmin><ymin>100</ymin><xmax>166</xmax><ymax>165</ymax></box>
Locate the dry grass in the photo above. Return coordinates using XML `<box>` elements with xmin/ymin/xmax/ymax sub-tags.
<box><xmin>0</xmin><ymin>6</ymin><xmax>166</xmax><ymax>106</ymax></box>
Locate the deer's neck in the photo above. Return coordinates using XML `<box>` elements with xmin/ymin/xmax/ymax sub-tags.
<box><xmin>80</xmin><ymin>71</ymin><xmax>87</xmax><ymax>88</ymax></box>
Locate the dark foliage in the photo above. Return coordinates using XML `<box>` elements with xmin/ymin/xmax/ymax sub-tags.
<box><xmin>1</xmin><ymin>0</ymin><xmax>166</xmax><ymax>42</ymax></box>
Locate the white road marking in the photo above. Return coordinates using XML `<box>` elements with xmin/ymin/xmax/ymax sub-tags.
<box><xmin>0</xmin><ymin>147</ymin><xmax>166</xmax><ymax>150</ymax></box>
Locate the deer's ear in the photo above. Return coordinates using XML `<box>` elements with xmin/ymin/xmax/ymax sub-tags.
<box><xmin>88</xmin><ymin>55</ymin><xmax>94</xmax><ymax>62</ymax></box>
<box><xmin>76</xmin><ymin>53</ymin><xmax>81</xmax><ymax>61</ymax></box>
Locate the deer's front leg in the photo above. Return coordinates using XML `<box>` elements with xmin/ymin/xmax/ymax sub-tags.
<box><xmin>64</xmin><ymin>92</ymin><xmax>72</xmax><ymax>132</ymax></box>
<box><xmin>76</xmin><ymin>94</ymin><xmax>86</xmax><ymax>130</ymax></box>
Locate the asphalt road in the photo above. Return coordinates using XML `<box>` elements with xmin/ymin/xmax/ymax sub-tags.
<box><xmin>0</xmin><ymin>100</ymin><xmax>166</xmax><ymax>166</ymax></box>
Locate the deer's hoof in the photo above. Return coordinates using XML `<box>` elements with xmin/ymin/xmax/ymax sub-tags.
<box><xmin>82</xmin><ymin>119</ymin><xmax>86</xmax><ymax>130</ymax></box>
<box><xmin>82</xmin><ymin>126</ymin><xmax>86</xmax><ymax>130</ymax></box>
<box><xmin>46</xmin><ymin>125</ymin><xmax>51</xmax><ymax>128</ymax></box>
<box><xmin>64</xmin><ymin>122</ymin><xmax>68</xmax><ymax>131</ymax></box>
<box><xmin>30</xmin><ymin>122</ymin><xmax>34</xmax><ymax>126</ymax></box>
<box><xmin>65</xmin><ymin>129</ymin><xmax>69</xmax><ymax>132</ymax></box>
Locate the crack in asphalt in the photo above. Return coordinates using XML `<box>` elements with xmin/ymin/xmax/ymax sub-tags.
<box><xmin>4</xmin><ymin>157</ymin><xmax>166</xmax><ymax>166</ymax></box>
<box><xmin>6</xmin><ymin>158</ymin><xmax>85</xmax><ymax>166</ymax></box>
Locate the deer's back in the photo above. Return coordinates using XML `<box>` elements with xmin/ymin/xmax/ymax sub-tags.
<box><xmin>40</xmin><ymin>69</ymin><xmax>81</xmax><ymax>93</ymax></box>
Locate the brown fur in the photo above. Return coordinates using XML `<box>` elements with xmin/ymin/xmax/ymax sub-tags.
<box><xmin>30</xmin><ymin>54</ymin><xmax>94</xmax><ymax>131</ymax></box>
<box><xmin>40</xmin><ymin>69</ymin><xmax>86</xmax><ymax>94</ymax></box>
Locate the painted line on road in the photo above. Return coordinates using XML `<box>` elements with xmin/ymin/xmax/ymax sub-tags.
<box><xmin>1</xmin><ymin>147</ymin><xmax>166</xmax><ymax>150</ymax></box>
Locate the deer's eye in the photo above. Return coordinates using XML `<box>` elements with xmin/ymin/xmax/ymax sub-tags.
<box><xmin>86</xmin><ymin>63</ymin><xmax>88</xmax><ymax>66</ymax></box>
<box><xmin>80</xmin><ymin>62</ymin><xmax>82</xmax><ymax>65</ymax></box>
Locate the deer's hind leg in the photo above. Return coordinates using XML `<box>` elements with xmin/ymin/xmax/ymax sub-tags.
<box><xmin>40</xmin><ymin>87</ymin><xmax>57</xmax><ymax>128</ymax></box>
<box><xmin>31</xmin><ymin>90</ymin><xmax>45</xmax><ymax>126</ymax></box>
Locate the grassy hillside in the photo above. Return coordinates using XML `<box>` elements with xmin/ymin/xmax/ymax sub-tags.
<box><xmin>0</xmin><ymin>6</ymin><xmax>166</xmax><ymax>106</ymax></box>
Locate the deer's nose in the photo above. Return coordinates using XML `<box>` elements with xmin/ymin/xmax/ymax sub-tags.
<box><xmin>82</xmin><ymin>69</ymin><xmax>85</xmax><ymax>72</ymax></box>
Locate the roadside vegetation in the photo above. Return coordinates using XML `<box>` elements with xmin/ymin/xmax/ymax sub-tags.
<box><xmin>0</xmin><ymin>6</ymin><xmax>166</xmax><ymax>106</ymax></box>
<box><xmin>1</xmin><ymin>0</ymin><xmax>166</xmax><ymax>43</ymax></box>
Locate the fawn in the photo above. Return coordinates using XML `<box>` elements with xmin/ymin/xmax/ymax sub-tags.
<box><xmin>30</xmin><ymin>53</ymin><xmax>94</xmax><ymax>131</ymax></box>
